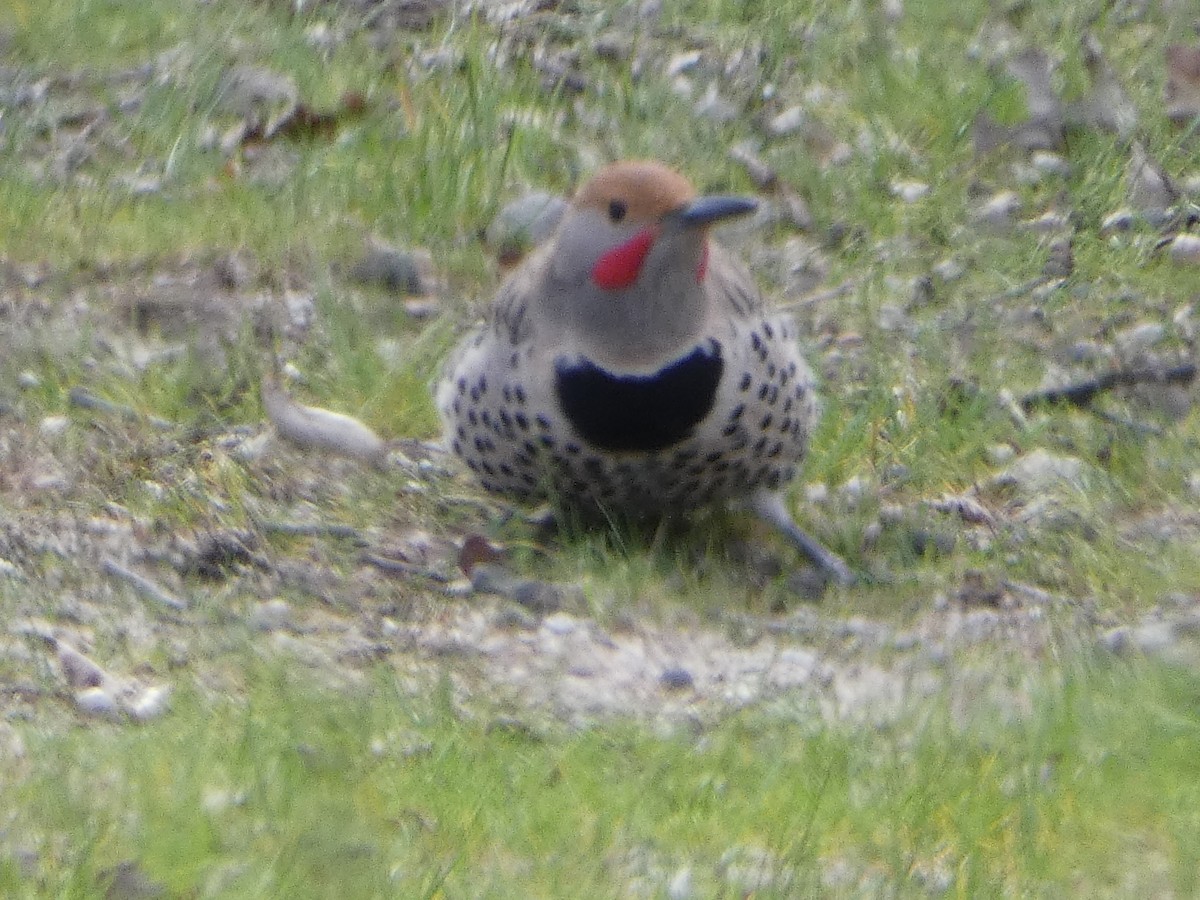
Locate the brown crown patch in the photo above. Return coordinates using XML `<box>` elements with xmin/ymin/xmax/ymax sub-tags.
<box><xmin>572</xmin><ymin>160</ymin><xmax>697</xmax><ymax>223</ymax></box>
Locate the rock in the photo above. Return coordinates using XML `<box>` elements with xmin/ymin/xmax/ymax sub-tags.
<box><xmin>75</xmin><ymin>686</ymin><xmax>120</xmax><ymax>718</ymax></box>
<box><xmin>1169</xmin><ymin>234</ymin><xmax>1200</xmax><ymax>265</ymax></box>
<box><xmin>729</xmin><ymin>142</ymin><xmax>777</xmax><ymax>190</ymax></box>
<box><xmin>251</xmin><ymin>598</ymin><xmax>291</xmax><ymax>631</ymax></box>
<box><xmin>39</xmin><ymin>415</ymin><xmax>70</xmax><ymax>438</ymax></box>
<box><xmin>1115</xmin><ymin>321</ymin><xmax>1166</xmax><ymax>359</ymax></box>
<box><xmin>346</xmin><ymin>241</ymin><xmax>435</xmax><ymax>294</ymax></box>
<box><xmin>57</xmin><ymin>641</ymin><xmax>106</xmax><ymax>689</ymax></box>
<box><xmin>1099</xmin><ymin>208</ymin><xmax>1135</xmax><ymax>235</ymax></box>
<box><xmin>485</xmin><ymin>192</ymin><xmax>566</xmax><ymax>264</ymax></box>
<box><xmin>970</xmin><ymin>191</ymin><xmax>1022</xmax><ymax>229</ymax></box>
<box><xmin>1030</xmin><ymin>151</ymin><xmax>1070</xmax><ymax>177</ymax></box>
<box><xmin>667</xmin><ymin>866</ymin><xmax>694</xmax><ymax>900</ymax></box>
<box><xmin>986</xmin><ymin>443</ymin><xmax>1016</xmax><ymax>465</ymax></box>
<box><xmin>124</xmin><ymin>684</ymin><xmax>171</xmax><ymax>722</ymax></box>
<box><xmin>659</xmin><ymin>667</ymin><xmax>694</xmax><ymax>690</ymax></box>
<box><xmin>665</xmin><ymin>51</ymin><xmax>702</xmax><ymax>77</ymax></box>
<box><xmin>767</xmin><ymin>106</ymin><xmax>806</xmax><ymax>137</ymax></box>
<box><xmin>693</xmin><ymin>82</ymin><xmax>738</xmax><ymax>123</ymax></box>
<box><xmin>891</xmin><ymin>180</ymin><xmax>929</xmax><ymax>203</ymax></box>
<box><xmin>993</xmin><ymin>449</ymin><xmax>1087</xmax><ymax>495</ymax></box>
<box><xmin>932</xmin><ymin>257</ymin><xmax>964</xmax><ymax>282</ymax></box>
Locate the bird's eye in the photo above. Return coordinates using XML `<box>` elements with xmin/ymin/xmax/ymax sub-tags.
<box><xmin>608</xmin><ymin>200</ymin><xmax>627</xmax><ymax>222</ymax></box>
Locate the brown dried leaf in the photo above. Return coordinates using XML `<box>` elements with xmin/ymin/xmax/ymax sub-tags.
<box><xmin>458</xmin><ymin>533</ymin><xmax>504</xmax><ymax>575</ymax></box>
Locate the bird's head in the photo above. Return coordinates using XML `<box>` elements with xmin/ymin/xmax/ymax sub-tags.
<box><xmin>552</xmin><ymin>160</ymin><xmax>757</xmax><ymax>292</ymax></box>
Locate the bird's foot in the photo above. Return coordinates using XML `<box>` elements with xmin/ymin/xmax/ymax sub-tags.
<box><xmin>750</xmin><ymin>492</ymin><xmax>855</xmax><ymax>587</ymax></box>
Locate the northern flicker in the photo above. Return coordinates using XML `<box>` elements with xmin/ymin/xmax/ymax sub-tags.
<box><xmin>437</xmin><ymin>160</ymin><xmax>853</xmax><ymax>585</ymax></box>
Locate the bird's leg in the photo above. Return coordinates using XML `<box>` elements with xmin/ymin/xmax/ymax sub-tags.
<box><xmin>750</xmin><ymin>492</ymin><xmax>855</xmax><ymax>586</ymax></box>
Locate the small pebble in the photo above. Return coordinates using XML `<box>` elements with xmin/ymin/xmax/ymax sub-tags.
<box><xmin>486</xmin><ymin>192</ymin><xmax>566</xmax><ymax>263</ymax></box>
<box><xmin>39</xmin><ymin>415</ymin><xmax>70</xmax><ymax>438</ymax></box>
<box><xmin>1030</xmin><ymin>151</ymin><xmax>1070</xmax><ymax>177</ymax></box>
<box><xmin>970</xmin><ymin>191</ymin><xmax>1022</xmax><ymax>229</ymax></box>
<box><xmin>839</xmin><ymin>475</ymin><xmax>869</xmax><ymax>503</ymax></box>
<box><xmin>665</xmin><ymin>50</ymin><xmax>702</xmax><ymax>77</ymax></box>
<box><xmin>126</xmin><ymin>684</ymin><xmax>171</xmax><ymax>722</ymax></box>
<box><xmin>75</xmin><ymin>686</ymin><xmax>120</xmax><ymax>718</ymax></box>
<box><xmin>767</xmin><ymin>106</ymin><xmax>806</xmax><ymax>137</ymax></box>
<box><xmin>932</xmin><ymin>257</ymin><xmax>964</xmax><ymax>282</ymax></box>
<box><xmin>1115</xmin><ymin>321</ymin><xmax>1166</xmax><ymax>358</ymax></box>
<box><xmin>660</xmin><ymin>667</ymin><xmax>695</xmax><ymax>690</ymax></box>
<box><xmin>1169</xmin><ymin>233</ymin><xmax>1200</xmax><ymax>265</ymax></box>
<box><xmin>542</xmin><ymin>612</ymin><xmax>577</xmax><ymax>636</ymax></box>
<box><xmin>667</xmin><ymin>866</ymin><xmax>695</xmax><ymax>899</ymax></box>
<box><xmin>251</xmin><ymin>598</ymin><xmax>291</xmax><ymax>631</ymax></box>
<box><xmin>1099</xmin><ymin>208</ymin><xmax>1135</xmax><ymax>235</ymax></box>
<box><xmin>17</xmin><ymin>370</ymin><xmax>40</xmax><ymax>389</ymax></box>
<box><xmin>891</xmin><ymin>180</ymin><xmax>929</xmax><ymax>203</ymax></box>
<box><xmin>57</xmin><ymin>642</ymin><xmax>105</xmax><ymax>689</ymax></box>
<box><xmin>1185</xmin><ymin>471</ymin><xmax>1200</xmax><ymax>499</ymax></box>
<box><xmin>693</xmin><ymin>82</ymin><xmax>738</xmax><ymax>123</ymax></box>
<box><xmin>986</xmin><ymin>443</ymin><xmax>1016</xmax><ymax>465</ymax></box>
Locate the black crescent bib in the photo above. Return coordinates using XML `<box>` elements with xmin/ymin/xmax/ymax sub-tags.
<box><xmin>554</xmin><ymin>341</ymin><xmax>723</xmax><ymax>454</ymax></box>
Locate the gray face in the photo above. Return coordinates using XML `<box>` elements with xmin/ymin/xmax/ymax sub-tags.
<box><xmin>544</xmin><ymin>207</ymin><xmax>710</xmax><ymax>370</ymax></box>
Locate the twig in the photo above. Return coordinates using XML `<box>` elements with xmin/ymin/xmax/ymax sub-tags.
<box><xmin>258</xmin><ymin>520</ymin><xmax>366</xmax><ymax>542</ymax></box>
<box><xmin>360</xmin><ymin>552</ymin><xmax>451</xmax><ymax>583</ymax></box>
<box><xmin>777</xmin><ymin>278</ymin><xmax>859</xmax><ymax>312</ymax></box>
<box><xmin>1019</xmin><ymin>364</ymin><xmax>1197</xmax><ymax>412</ymax></box>
<box><xmin>101</xmin><ymin>557</ymin><xmax>187</xmax><ymax>611</ymax></box>
<box><xmin>69</xmin><ymin>387</ymin><xmax>174</xmax><ymax>430</ymax></box>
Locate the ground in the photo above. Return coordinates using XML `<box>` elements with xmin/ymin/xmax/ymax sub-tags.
<box><xmin>2</xmin><ymin>0</ymin><xmax>1200</xmax><ymax>896</ymax></box>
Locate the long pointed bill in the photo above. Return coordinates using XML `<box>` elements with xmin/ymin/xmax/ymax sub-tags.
<box><xmin>675</xmin><ymin>195</ymin><xmax>758</xmax><ymax>228</ymax></box>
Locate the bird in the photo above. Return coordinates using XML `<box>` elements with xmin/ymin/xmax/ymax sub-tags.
<box><xmin>436</xmin><ymin>160</ymin><xmax>853</xmax><ymax>585</ymax></box>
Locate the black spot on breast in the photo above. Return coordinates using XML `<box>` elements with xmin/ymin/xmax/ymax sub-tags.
<box><xmin>554</xmin><ymin>344</ymin><xmax>723</xmax><ymax>454</ymax></box>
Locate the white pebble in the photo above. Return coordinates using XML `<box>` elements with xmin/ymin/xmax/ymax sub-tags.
<box><xmin>839</xmin><ymin>475</ymin><xmax>869</xmax><ymax>502</ymax></box>
<box><xmin>666</xmin><ymin>50</ymin><xmax>702</xmax><ymax>77</ymax></box>
<box><xmin>75</xmin><ymin>686</ymin><xmax>120</xmax><ymax>718</ymax></box>
<box><xmin>986</xmin><ymin>443</ymin><xmax>1016</xmax><ymax>465</ymax></box>
<box><xmin>804</xmin><ymin>482</ymin><xmax>829</xmax><ymax>504</ymax></box>
<box><xmin>891</xmin><ymin>180</ymin><xmax>930</xmax><ymax>203</ymax></box>
<box><xmin>251</xmin><ymin>598</ymin><xmax>291</xmax><ymax>631</ymax></box>
<box><xmin>542</xmin><ymin>613</ymin><xmax>577</xmax><ymax>636</ymax></box>
<box><xmin>1186</xmin><ymin>471</ymin><xmax>1200</xmax><ymax>499</ymax></box>
<box><xmin>1030</xmin><ymin>151</ymin><xmax>1070</xmax><ymax>177</ymax></box>
<box><xmin>17</xmin><ymin>370</ymin><xmax>40</xmax><ymax>389</ymax></box>
<box><xmin>1099</xmin><ymin>208</ymin><xmax>1135</xmax><ymax>235</ymax></box>
<box><xmin>970</xmin><ymin>191</ymin><xmax>1022</xmax><ymax>228</ymax></box>
<box><xmin>767</xmin><ymin>106</ymin><xmax>806</xmax><ymax>137</ymax></box>
<box><xmin>932</xmin><ymin>257</ymin><xmax>964</xmax><ymax>282</ymax></box>
<box><xmin>667</xmin><ymin>866</ymin><xmax>694</xmax><ymax>899</ymax></box>
<box><xmin>39</xmin><ymin>416</ymin><xmax>70</xmax><ymax>438</ymax></box>
<box><xmin>125</xmin><ymin>684</ymin><xmax>171</xmax><ymax>722</ymax></box>
<box><xmin>1169</xmin><ymin>233</ymin><xmax>1200</xmax><ymax>265</ymax></box>
<box><xmin>1115</xmin><ymin>322</ymin><xmax>1166</xmax><ymax>358</ymax></box>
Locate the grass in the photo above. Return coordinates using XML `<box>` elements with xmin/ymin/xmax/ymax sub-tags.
<box><xmin>2</xmin><ymin>0</ymin><xmax>1200</xmax><ymax>895</ymax></box>
<box><xmin>4</xmin><ymin>659</ymin><xmax>1200</xmax><ymax>897</ymax></box>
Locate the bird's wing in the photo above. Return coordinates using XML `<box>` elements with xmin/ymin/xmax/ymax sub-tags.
<box><xmin>492</xmin><ymin>244</ymin><xmax>555</xmax><ymax>346</ymax></box>
<box><xmin>706</xmin><ymin>243</ymin><xmax>765</xmax><ymax>318</ymax></box>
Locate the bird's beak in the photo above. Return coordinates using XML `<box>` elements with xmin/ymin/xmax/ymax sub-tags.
<box><xmin>674</xmin><ymin>195</ymin><xmax>758</xmax><ymax>229</ymax></box>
